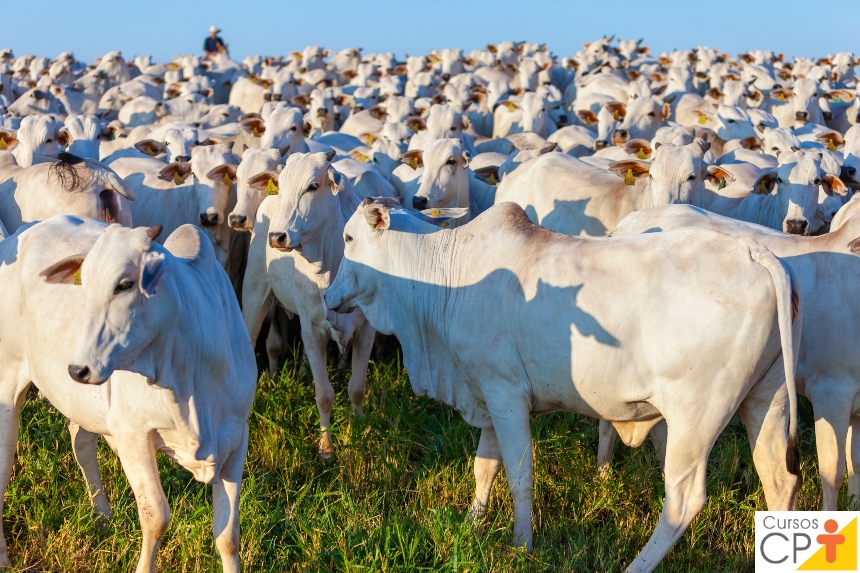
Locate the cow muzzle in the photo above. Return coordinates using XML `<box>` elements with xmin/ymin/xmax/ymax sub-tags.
<box><xmin>784</xmin><ymin>218</ymin><xmax>809</xmax><ymax>235</ymax></box>
<box><xmin>268</xmin><ymin>231</ymin><xmax>296</xmax><ymax>251</ymax></box>
<box><xmin>412</xmin><ymin>195</ymin><xmax>429</xmax><ymax>209</ymax></box>
<box><xmin>68</xmin><ymin>363</ymin><xmax>96</xmax><ymax>384</ymax></box>
<box><xmin>228</xmin><ymin>213</ymin><xmax>249</xmax><ymax>230</ymax></box>
<box><xmin>199</xmin><ymin>213</ymin><xmax>220</xmax><ymax>227</ymax></box>
<box><xmin>594</xmin><ymin>139</ymin><xmax>609</xmax><ymax>150</ymax></box>
<box><xmin>795</xmin><ymin>111</ymin><xmax>809</xmax><ymax>123</ymax></box>
<box><xmin>612</xmin><ymin>129</ymin><xmax>629</xmax><ymax>145</ymax></box>
<box><xmin>175</xmin><ymin>155</ymin><xmax>190</xmax><ymax>163</ymax></box>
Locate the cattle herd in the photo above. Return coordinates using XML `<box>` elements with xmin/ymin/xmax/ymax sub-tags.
<box><xmin>0</xmin><ymin>36</ymin><xmax>858</xmax><ymax>572</ymax></box>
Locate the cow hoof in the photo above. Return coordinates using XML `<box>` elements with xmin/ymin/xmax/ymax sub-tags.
<box><xmin>318</xmin><ymin>450</ymin><xmax>334</xmax><ymax>461</ymax></box>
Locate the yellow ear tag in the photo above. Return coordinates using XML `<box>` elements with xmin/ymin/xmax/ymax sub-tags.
<box><xmin>173</xmin><ymin>171</ymin><xmax>185</xmax><ymax>185</ymax></box>
<box><xmin>613</xmin><ymin>110</ymin><xmax>620</xmax><ymax>121</ymax></box>
<box><xmin>223</xmin><ymin>173</ymin><xmax>233</xmax><ymax>185</ymax></box>
<box><xmin>698</xmin><ymin>114</ymin><xmax>707</xmax><ymax>125</ymax></box>
<box><xmin>637</xmin><ymin>148</ymin><xmax>647</xmax><ymax>159</ymax></box>
<box><xmin>364</xmin><ymin>134</ymin><xmax>375</xmax><ymax>145</ymax></box>
<box><xmin>0</xmin><ymin>138</ymin><xmax>6</xmax><ymax>150</ymax></box>
<box><xmin>410</xmin><ymin>123</ymin><xmax>420</xmax><ymax>133</ymax></box>
<box><xmin>265</xmin><ymin>179</ymin><xmax>279</xmax><ymax>195</ymax></box>
<box><xmin>73</xmin><ymin>268</ymin><xmax>81</xmax><ymax>286</ymax></box>
<box><xmin>439</xmin><ymin>221</ymin><xmax>449</xmax><ymax>228</ymax></box>
<box><xmin>252</xmin><ymin>127</ymin><xmax>262</xmax><ymax>138</ymax></box>
<box><xmin>409</xmin><ymin>157</ymin><xmax>420</xmax><ymax>170</ymax></box>
<box><xmin>146</xmin><ymin>146</ymin><xmax>157</xmax><ymax>156</ymax></box>
<box><xmin>486</xmin><ymin>174</ymin><xmax>498</xmax><ymax>185</ymax></box>
<box><xmin>779</xmin><ymin>93</ymin><xmax>786</xmax><ymax>103</ymax></box>
<box><xmin>624</xmin><ymin>169</ymin><xmax>636</xmax><ymax>185</ymax></box>
<box><xmin>760</xmin><ymin>179</ymin><xmax>768</xmax><ymax>194</ymax></box>
<box><xmin>358</xmin><ymin>154</ymin><xmax>367</xmax><ymax>162</ymax></box>
<box><xmin>430</xmin><ymin>209</ymin><xmax>440</xmax><ymax>216</ymax></box>
<box><xmin>507</xmin><ymin>103</ymin><xmax>516</xmax><ymax>112</ymax></box>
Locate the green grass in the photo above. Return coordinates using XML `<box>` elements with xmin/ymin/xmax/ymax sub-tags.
<box><xmin>2</xmin><ymin>344</ymin><xmax>831</xmax><ymax>572</ymax></box>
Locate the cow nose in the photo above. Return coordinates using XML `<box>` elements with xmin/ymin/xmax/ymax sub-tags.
<box><xmin>785</xmin><ymin>219</ymin><xmax>809</xmax><ymax>235</ymax></box>
<box><xmin>263</xmin><ymin>93</ymin><xmax>273</xmax><ymax>101</ymax></box>
<box><xmin>199</xmin><ymin>213</ymin><xmax>219</xmax><ymax>227</ymax></box>
<box><xmin>271</xmin><ymin>93</ymin><xmax>282</xmax><ymax>101</ymax></box>
<box><xmin>299</xmin><ymin>67</ymin><xmax>307</xmax><ymax>74</ymax></box>
<box><xmin>268</xmin><ymin>231</ymin><xmax>288</xmax><ymax>250</ymax></box>
<box><xmin>229</xmin><ymin>213</ymin><xmax>247</xmax><ymax>228</ymax></box>
<box><xmin>557</xmin><ymin>114</ymin><xmax>568</xmax><ymax>125</ymax></box>
<box><xmin>823</xmin><ymin>111</ymin><xmax>833</xmax><ymax>121</ymax></box>
<box><xmin>68</xmin><ymin>364</ymin><xmax>90</xmax><ymax>383</ymax></box>
<box><xmin>795</xmin><ymin>111</ymin><xmax>809</xmax><ymax>121</ymax></box>
<box><xmin>353</xmin><ymin>105</ymin><xmax>364</xmax><ymax>112</ymax></box>
<box><xmin>412</xmin><ymin>195</ymin><xmax>428</xmax><ymax>209</ymax></box>
<box><xmin>317</xmin><ymin>108</ymin><xmax>328</xmax><ymax>116</ymax></box>
<box><xmin>175</xmin><ymin>155</ymin><xmax>190</xmax><ymax>163</ymax></box>
<box><xmin>594</xmin><ymin>139</ymin><xmax>608</xmax><ymax>150</ymax></box>
<box><xmin>442</xmin><ymin>73</ymin><xmax>451</xmax><ymax>81</ymax></box>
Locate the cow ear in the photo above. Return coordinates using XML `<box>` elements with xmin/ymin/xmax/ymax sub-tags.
<box><xmin>328</xmin><ymin>168</ymin><xmax>344</xmax><ymax>194</ymax></box>
<box><xmin>0</xmin><ymin>129</ymin><xmax>18</xmax><ymax>151</ymax></box>
<box><xmin>405</xmin><ymin>117</ymin><xmax>426</xmax><ymax>133</ymax></box>
<box><xmin>577</xmin><ymin>110</ymin><xmax>598</xmax><ymax>126</ymax></box>
<box><xmin>157</xmin><ymin>162</ymin><xmax>192</xmax><ymax>185</ymax></box>
<box><xmin>350</xmin><ymin>148</ymin><xmax>371</xmax><ymax>163</ymax></box>
<box><xmin>472</xmin><ymin>165</ymin><xmax>499</xmax><ymax>185</ymax></box>
<box><xmin>706</xmin><ymin>164</ymin><xmax>737</xmax><ymax>186</ymax></box>
<box><xmin>401</xmin><ymin>150</ymin><xmax>423</xmax><ymax>170</ymax></box>
<box><xmin>206</xmin><ymin>164</ymin><xmax>238</xmax><ymax>184</ymax></box>
<box><xmin>364</xmin><ymin>203</ymin><xmax>390</xmax><ymax>230</ymax></box>
<box><xmin>751</xmin><ymin>171</ymin><xmax>777</xmax><ymax>195</ymax></box>
<box><xmin>57</xmin><ymin>127</ymin><xmax>70</xmax><ymax>148</ymax></box>
<box><xmin>139</xmin><ymin>251</ymin><xmax>167</xmax><ymax>298</ymax></box>
<box><xmin>821</xmin><ymin>174</ymin><xmax>847</xmax><ymax>197</ymax></box>
<box><xmin>278</xmin><ymin>144</ymin><xmax>290</xmax><ymax>157</ymax></box>
<box><xmin>814</xmin><ymin>131</ymin><xmax>845</xmax><ymax>150</ymax></box>
<box><xmin>739</xmin><ymin>136</ymin><xmax>762</xmax><ymax>151</ymax></box>
<box><xmin>40</xmin><ymin>254</ymin><xmax>86</xmax><ymax>284</ymax></box>
<box><xmin>134</xmin><ymin>139</ymin><xmax>166</xmax><ymax>156</ymax></box>
<box><xmin>461</xmin><ymin>150</ymin><xmax>470</xmax><ymax>168</ymax></box>
<box><xmin>248</xmin><ymin>171</ymin><xmax>281</xmax><ymax>193</ymax></box>
<box><xmin>607</xmin><ymin>160</ymin><xmax>651</xmax><ymax>182</ymax></box>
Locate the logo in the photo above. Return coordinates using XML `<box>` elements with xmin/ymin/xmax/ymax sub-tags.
<box><xmin>756</xmin><ymin>512</ymin><xmax>860</xmax><ymax>571</ymax></box>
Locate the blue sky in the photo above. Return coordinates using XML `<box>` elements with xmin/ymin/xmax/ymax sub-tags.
<box><xmin>3</xmin><ymin>0</ymin><xmax>853</xmax><ymax>63</ymax></box>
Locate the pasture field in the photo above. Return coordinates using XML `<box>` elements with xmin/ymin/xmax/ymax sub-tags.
<box><xmin>4</xmin><ymin>343</ymin><xmax>826</xmax><ymax>572</ymax></box>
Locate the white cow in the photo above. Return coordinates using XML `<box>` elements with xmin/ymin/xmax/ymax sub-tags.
<box><xmin>0</xmin><ymin>152</ymin><xmax>134</xmax><ymax>231</ymax></box>
<box><xmin>242</xmin><ymin>152</ymin><xmax>375</xmax><ymax>457</ymax></box>
<box><xmin>17</xmin><ymin>216</ymin><xmax>255</xmax><ymax>573</ymax></box>
<box><xmin>324</xmin><ymin>200</ymin><xmax>800</xmax><ymax>572</ymax></box>
<box><xmin>493</xmin><ymin>141</ymin><xmax>714</xmax><ymax>236</ymax></box>
<box><xmin>611</xmin><ymin>203</ymin><xmax>860</xmax><ymax>510</ymax></box>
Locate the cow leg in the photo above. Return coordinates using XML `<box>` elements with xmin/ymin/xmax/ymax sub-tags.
<box><xmin>847</xmin><ymin>415</ymin><xmax>860</xmax><ymax>509</ymax></box>
<box><xmin>806</xmin><ymin>382</ymin><xmax>853</xmax><ymax>510</ymax></box>
<box><xmin>115</xmin><ymin>434</ymin><xmax>170</xmax><ymax>573</ymax></box>
<box><xmin>300</xmin><ymin>319</ymin><xmax>335</xmax><ymax>459</ymax></box>
<box><xmin>625</xmin><ymin>421</ymin><xmax>711</xmax><ymax>573</ymax></box>
<box><xmin>738</xmin><ymin>373</ymin><xmax>802</xmax><ymax>511</ymax></box>
<box><xmin>240</xmin><ymin>243</ymin><xmax>273</xmax><ymax>346</ymax></box>
<box><xmin>347</xmin><ymin>320</ymin><xmax>375</xmax><ymax>415</ymax></box>
<box><xmin>0</xmin><ymin>381</ymin><xmax>30</xmax><ymax>567</ymax></box>
<box><xmin>68</xmin><ymin>421</ymin><xmax>113</xmax><ymax>521</ymax></box>
<box><xmin>265</xmin><ymin>308</ymin><xmax>282</xmax><ymax>376</ymax></box>
<box><xmin>485</xmin><ymin>400</ymin><xmax>533</xmax><ymax>550</ymax></box>
<box><xmin>213</xmin><ymin>427</ymin><xmax>248</xmax><ymax>573</ymax></box>
<box><xmin>648</xmin><ymin>419</ymin><xmax>668</xmax><ymax>470</ymax></box>
<box><xmin>596</xmin><ymin>419</ymin><xmax>618</xmax><ymax>476</ymax></box>
<box><xmin>468</xmin><ymin>426</ymin><xmax>502</xmax><ymax>521</ymax></box>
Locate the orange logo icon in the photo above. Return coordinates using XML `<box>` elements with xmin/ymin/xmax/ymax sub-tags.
<box><xmin>799</xmin><ymin>517</ymin><xmax>857</xmax><ymax>571</ymax></box>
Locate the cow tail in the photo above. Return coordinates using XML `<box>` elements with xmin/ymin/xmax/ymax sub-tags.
<box><xmin>749</xmin><ymin>241</ymin><xmax>801</xmax><ymax>478</ymax></box>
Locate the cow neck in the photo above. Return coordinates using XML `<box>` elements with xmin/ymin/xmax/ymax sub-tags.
<box><xmin>0</xmin><ymin>152</ymin><xmax>21</xmax><ymax>185</ymax></box>
<box><xmin>630</xmin><ymin>179</ymin><xmax>655</xmax><ymax>211</ymax></box>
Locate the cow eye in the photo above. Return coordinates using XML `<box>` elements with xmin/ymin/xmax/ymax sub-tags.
<box><xmin>307</xmin><ymin>182</ymin><xmax>319</xmax><ymax>191</ymax></box>
<box><xmin>114</xmin><ymin>279</ymin><xmax>134</xmax><ymax>294</ymax></box>
<box><xmin>727</xmin><ymin>119</ymin><xmax>736</xmax><ymax>123</ymax></box>
<box><xmin>687</xmin><ymin>174</ymin><xmax>696</xmax><ymax>181</ymax></box>
<box><xmin>647</xmin><ymin>111</ymin><xmax>655</xmax><ymax>117</ymax></box>
<box><xmin>344</xmin><ymin>233</ymin><xmax>353</xmax><ymax>243</ymax></box>
<box><xmin>446</xmin><ymin>157</ymin><xmax>457</xmax><ymax>166</ymax></box>
<box><xmin>813</xmin><ymin>178</ymin><xmax>821</xmax><ymax>185</ymax></box>
<box><xmin>290</xmin><ymin>126</ymin><xmax>297</xmax><ymax>131</ymax></box>
<box><xmin>46</xmin><ymin>138</ymin><xmax>52</xmax><ymax>143</ymax></box>
<box><xmin>772</xmin><ymin>146</ymin><xmax>779</xmax><ymax>151</ymax></box>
